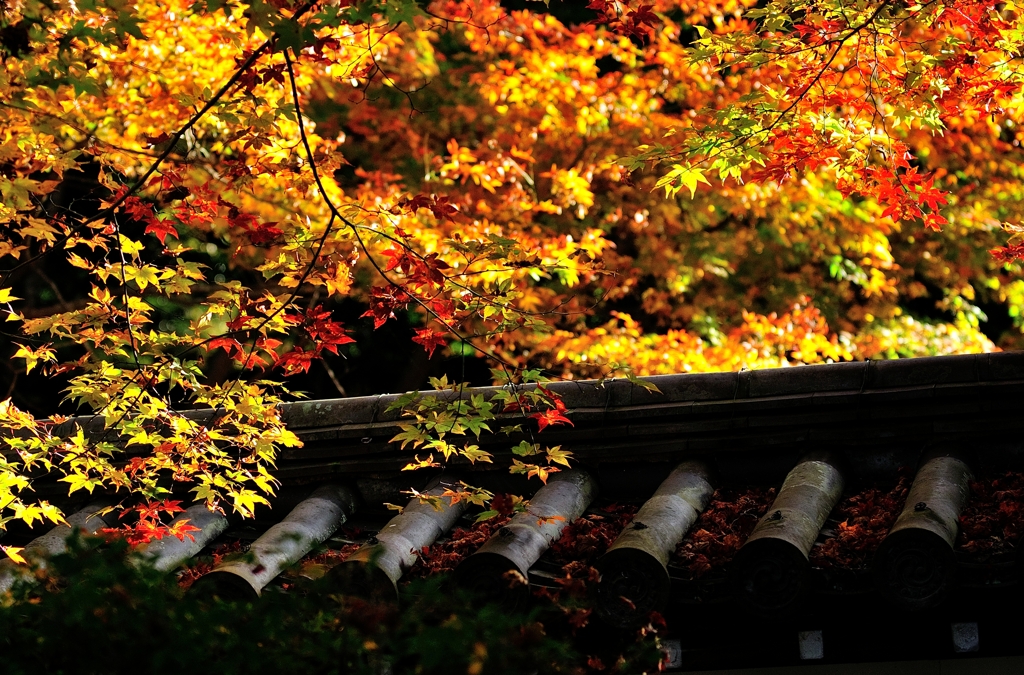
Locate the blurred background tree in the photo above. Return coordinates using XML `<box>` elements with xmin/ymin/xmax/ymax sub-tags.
<box><xmin>1</xmin><ymin>0</ymin><xmax>1022</xmax><ymax>549</ymax></box>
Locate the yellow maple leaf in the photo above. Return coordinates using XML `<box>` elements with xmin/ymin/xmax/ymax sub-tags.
<box><xmin>2</xmin><ymin>546</ymin><xmax>27</xmax><ymax>565</ymax></box>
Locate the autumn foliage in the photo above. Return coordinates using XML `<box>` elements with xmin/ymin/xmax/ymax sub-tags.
<box><xmin>674</xmin><ymin>486</ymin><xmax>777</xmax><ymax>577</ymax></box>
<box><xmin>3</xmin><ymin>0</ymin><xmax>1024</xmax><ymax>557</ymax></box>
<box><xmin>956</xmin><ymin>471</ymin><xmax>1024</xmax><ymax>556</ymax></box>
<box><xmin>810</xmin><ymin>476</ymin><xmax>912</xmax><ymax>570</ymax></box>
<box><xmin>408</xmin><ymin>511</ymin><xmax>515</xmax><ymax>578</ymax></box>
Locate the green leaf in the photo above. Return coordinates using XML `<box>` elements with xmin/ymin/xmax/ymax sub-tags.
<box><xmin>460</xmin><ymin>445</ymin><xmax>493</xmax><ymax>464</ymax></box>
<box><xmin>462</xmin><ymin>417</ymin><xmax>492</xmax><ymax>438</ymax></box>
<box><xmin>386</xmin><ymin>391</ymin><xmax>421</xmax><ymax>414</ymax></box>
<box><xmin>626</xmin><ymin>372</ymin><xmax>662</xmax><ymax>394</ymax></box>
<box><xmin>391</xmin><ymin>425</ymin><xmax>429</xmax><ymax>450</ymax></box>
<box><xmin>511</xmin><ymin>441</ymin><xmax>541</xmax><ymax>456</ymax></box>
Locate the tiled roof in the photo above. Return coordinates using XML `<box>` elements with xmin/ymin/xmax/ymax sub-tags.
<box><xmin>6</xmin><ymin>352</ymin><xmax>1024</xmax><ymax>670</ymax></box>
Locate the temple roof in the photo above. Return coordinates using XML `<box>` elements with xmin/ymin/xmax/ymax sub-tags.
<box><xmin>7</xmin><ymin>352</ymin><xmax>1024</xmax><ymax>671</ymax></box>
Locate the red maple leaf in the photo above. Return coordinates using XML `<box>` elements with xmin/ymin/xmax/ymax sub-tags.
<box><xmin>275</xmin><ymin>347</ymin><xmax>316</xmax><ymax>375</ymax></box>
<box><xmin>992</xmin><ymin>243</ymin><xmax>1024</xmax><ymax>263</ymax></box>
<box><xmin>168</xmin><ymin>518</ymin><xmax>201</xmax><ymax>542</ymax></box>
<box><xmin>208</xmin><ymin>336</ymin><xmax>244</xmax><ymax>360</ymax></box>
<box><xmin>302</xmin><ymin>306</ymin><xmax>355</xmax><ymax>354</ymax></box>
<box><xmin>247</xmin><ymin>221</ymin><xmax>284</xmax><ymax>245</ymax></box>
<box><xmin>122</xmin><ymin>196</ymin><xmax>156</xmax><ymax>222</ymax></box>
<box><xmin>361</xmin><ymin>286</ymin><xmax>410</xmax><ymax>329</ymax></box>
<box><xmin>536</xmin><ymin>384</ymin><xmax>568</xmax><ymax>412</ymax></box>
<box><xmin>411</xmin><ymin>328</ymin><xmax>447</xmax><ymax>357</ymax></box>
<box><xmin>530</xmin><ymin>408</ymin><xmax>573</xmax><ymax>432</ymax></box>
<box><xmin>382</xmin><ymin>247</ymin><xmax>407</xmax><ymax>272</ymax></box>
<box><xmin>429</xmin><ymin>298</ymin><xmax>456</xmax><ymax>322</ymax></box>
<box><xmin>158</xmin><ymin>500</ymin><xmax>186</xmax><ymax>516</ymax></box>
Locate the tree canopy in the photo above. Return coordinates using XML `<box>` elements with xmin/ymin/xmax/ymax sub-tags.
<box><xmin>2</xmin><ymin>0</ymin><xmax>1023</xmax><ymax>557</ymax></box>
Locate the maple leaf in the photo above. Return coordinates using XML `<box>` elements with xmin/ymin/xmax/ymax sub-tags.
<box><xmin>247</xmin><ymin>221</ymin><xmax>284</xmax><ymax>245</ymax></box>
<box><xmin>626</xmin><ymin>4</ymin><xmax>658</xmax><ymax>34</ymax></box>
<box><xmin>510</xmin><ymin>459</ymin><xmax>561</xmax><ymax>484</ymax></box>
<box><xmin>530</xmin><ymin>408</ymin><xmax>573</xmax><ymax>432</ymax></box>
<box><xmin>392</xmin><ymin>424</ymin><xmax>429</xmax><ymax>449</ymax></box>
<box><xmin>1</xmin><ymin>0</ymin><xmax>1019</xmax><ymax>587</ymax></box>
<box><xmin>402</xmin><ymin>454</ymin><xmax>440</xmax><ymax>471</ymax></box>
<box><xmin>169</xmin><ymin>519</ymin><xmax>201</xmax><ymax>542</ymax></box>
<box><xmin>992</xmin><ymin>244</ymin><xmax>1024</xmax><ymax>263</ymax></box>
<box><xmin>382</xmin><ymin>247</ymin><xmax>407</xmax><ymax>272</ymax></box>
<box><xmin>656</xmin><ymin>164</ymin><xmax>710</xmax><ymax>198</ymax></box>
<box><xmin>208</xmin><ymin>337</ymin><xmax>244</xmax><ymax>360</ymax></box>
<box><xmin>546</xmin><ymin>445</ymin><xmax>573</xmax><ymax>467</ymax></box>
<box><xmin>411</xmin><ymin>328</ymin><xmax>447</xmax><ymax>358</ymax></box>
<box><xmin>460</xmin><ymin>445</ymin><xmax>493</xmax><ymax>464</ymax></box>
<box><xmin>275</xmin><ymin>348</ymin><xmax>316</xmax><ymax>375</ymax></box>
<box><xmin>158</xmin><ymin>500</ymin><xmax>186</xmax><ymax>516</ymax></box>
<box><xmin>144</xmin><ymin>219</ymin><xmax>179</xmax><ymax>245</ymax></box>
<box><xmin>2</xmin><ymin>546</ymin><xmax>26</xmax><ymax>565</ymax></box>
<box><xmin>361</xmin><ymin>286</ymin><xmax>410</xmax><ymax>329</ymax></box>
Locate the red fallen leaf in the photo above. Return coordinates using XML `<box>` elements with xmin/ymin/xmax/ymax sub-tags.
<box><xmin>810</xmin><ymin>472</ymin><xmax>911</xmax><ymax>569</ymax></box>
<box><xmin>411</xmin><ymin>328</ymin><xmax>446</xmax><ymax>358</ymax></box>
<box><xmin>178</xmin><ymin>539</ymin><xmax>248</xmax><ymax>589</ymax></box>
<box><xmin>674</xmin><ymin>486</ymin><xmax>777</xmax><ymax>577</ymax></box>
<box><xmin>299</xmin><ymin>541</ymin><xmax>363</xmax><ymax>569</ymax></box>
<box><xmin>957</xmin><ymin>471</ymin><xmax>1024</xmax><ymax>555</ymax></box>
<box><xmin>491</xmin><ymin>492</ymin><xmax>516</xmax><ymax>516</ymax></box>
<box><xmin>549</xmin><ymin>506</ymin><xmax>638</xmax><ymax>566</ymax></box>
<box><xmin>567</xmin><ymin>607</ymin><xmax>592</xmax><ymax>628</ymax></box>
<box><xmin>407</xmin><ymin>513</ymin><xmax>513</xmax><ymax>578</ymax></box>
<box><xmin>531</xmin><ymin>408</ymin><xmax>573</xmax><ymax>432</ymax></box>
